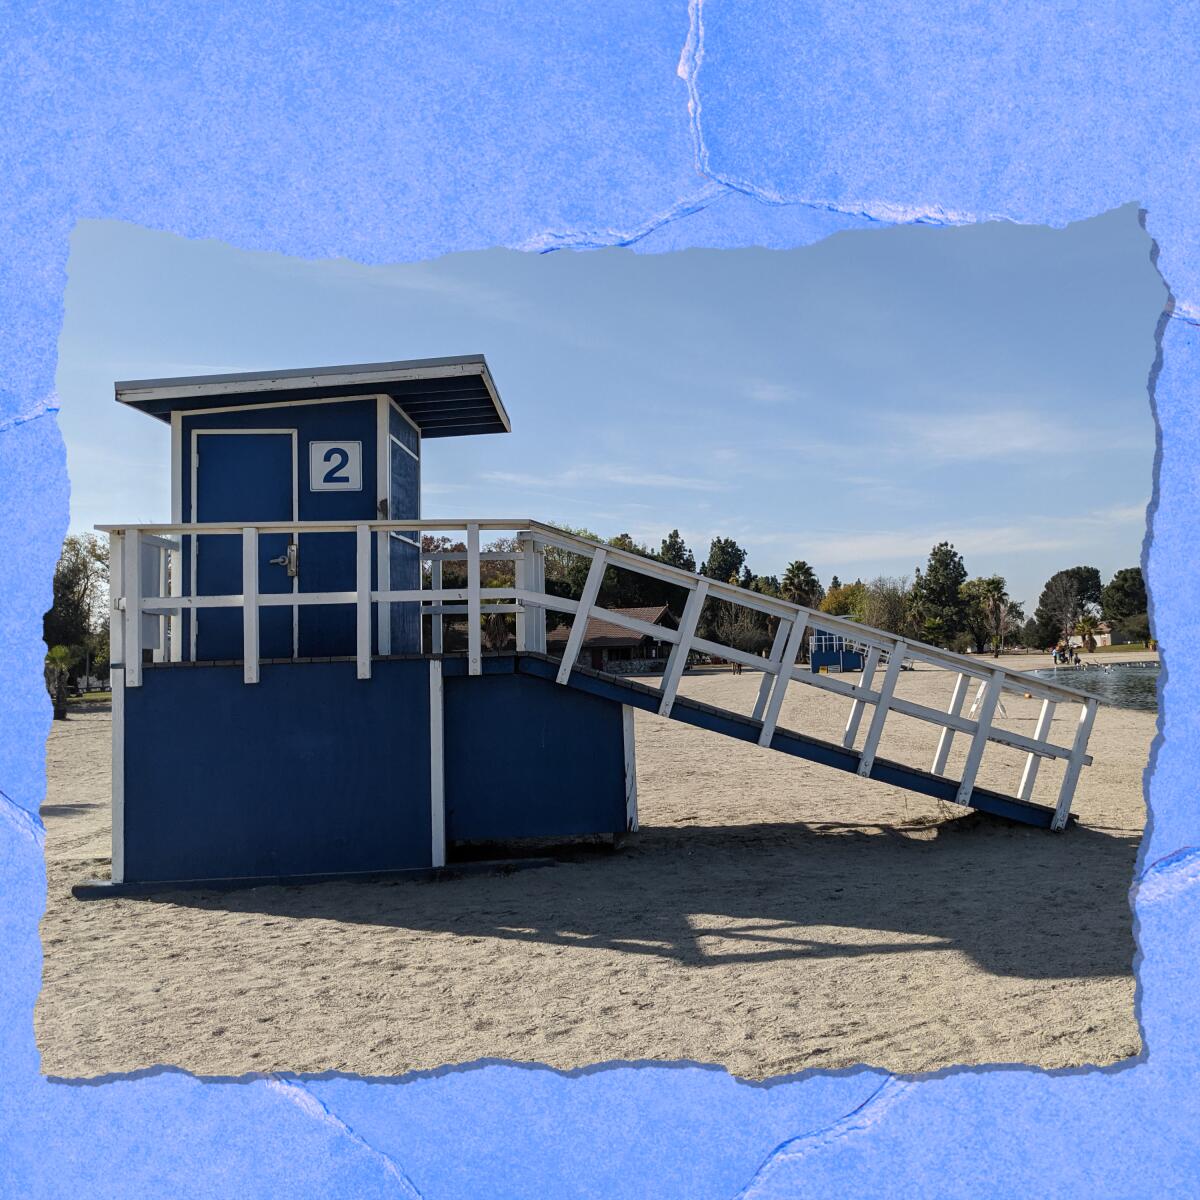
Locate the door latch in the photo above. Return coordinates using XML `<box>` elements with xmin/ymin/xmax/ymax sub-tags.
<box><xmin>269</xmin><ymin>542</ymin><xmax>299</xmax><ymax>577</ymax></box>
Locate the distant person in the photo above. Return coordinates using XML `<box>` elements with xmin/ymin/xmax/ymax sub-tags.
<box><xmin>1073</xmin><ymin>650</ymin><xmax>1082</xmax><ymax>667</ymax></box>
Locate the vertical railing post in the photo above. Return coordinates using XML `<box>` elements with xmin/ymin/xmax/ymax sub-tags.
<box><xmin>109</xmin><ymin>531</ymin><xmax>125</xmax><ymax>673</ymax></box>
<box><xmin>514</xmin><ymin>540</ymin><xmax>528</xmax><ymax>652</ymax></box>
<box><xmin>430</xmin><ymin>557</ymin><xmax>444</xmax><ymax>654</ymax></box>
<box><xmin>843</xmin><ymin>645</ymin><xmax>882</xmax><ymax>749</ymax></box>
<box><xmin>658</xmin><ymin>579</ymin><xmax>709</xmax><ymax>718</ymax></box>
<box><xmin>242</xmin><ymin>527</ymin><xmax>260</xmax><ymax>684</ymax></box>
<box><xmin>757</xmin><ymin>614</ymin><xmax>808</xmax><ymax>747</ymax></box>
<box><xmin>954</xmin><ymin>668</ymin><xmax>1003</xmax><ymax>804</ymax></box>
<box><xmin>154</xmin><ymin>546</ymin><xmax>168</xmax><ymax>664</ymax></box>
<box><xmin>556</xmin><ymin>547</ymin><xmax>608</xmax><ymax>685</ymax></box>
<box><xmin>356</xmin><ymin>524</ymin><xmax>372</xmax><ymax>680</ymax></box>
<box><xmin>1052</xmin><ymin>698</ymin><xmax>1098</xmax><ymax>830</ymax></box>
<box><xmin>752</xmin><ymin>616</ymin><xmax>792</xmax><ymax>722</ymax></box>
<box><xmin>1017</xmin><ymin>698</ymin><xmax>1056</xmax><ymax>801</ymax></box>
<box><xmin>125</xmin><ymin>529</ymin><xmax>142</xmax><ymax>688</ymax></box>
<box><xmin>169</xmin><ymin>537</ymin><xmax>182</xmax><ymax>663</ymax></box>
<box><xmin>930</xmin><ymin>671</ymin><xmax>970</xmax><ymax>775</ymax></box>
<box><xmin>856</xmin><ymin>639</ymin><xmax>907</xmax><ymax>776</ymax></box>
<box><xmin>528</xmin><ymin>539</ymin><xmax>546</xmax><ymax>653</ymax></box>
<box><xmin>466</xmin><ymin>523</ymin><xmax>482</xmax><ymax>675</ymax></box>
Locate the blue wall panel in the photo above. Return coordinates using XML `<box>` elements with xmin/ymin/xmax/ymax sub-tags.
<box><xmin>444</xmin><ymin>669</ymin><xmax>627</xmax><ymax>842</ymax></box>
<box><xmin>122</xmin><ymin>658</ymin><xmax>433</xmax><ymax>882</ymax></box>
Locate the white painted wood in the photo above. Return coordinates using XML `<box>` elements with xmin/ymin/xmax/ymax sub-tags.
<box><xmin>955</xmin><ymin>671</ymin><xmax>1002</xmax><ymax>805</ymax></box>
<box><xmin>242</xmin><ymin>527</ymin><xmax>260</xmax><ymax>684</ymax></box>
<box><xmin>622</xmin><ymin>704</ymin><xmax>638</xmax><ymax>832</ymax></box>
<box><xmin>856</xmin><ymin>641</ymin><xmax>907</xmax><ymax>776</ymax></box>
<box><xmin>528</xmin><ymin>540</ymin><xmax>547</xmax><ymax>653</ymax></box>
<box><xmin>757</xmin><ymin>616</ymin><xmax>808</xmax><ymax>747</ymax></box>
<box><xmin>466</xmin><ymin>523</ymin><xmax>482</xmax><ymax>675</ymax></box>
<box><xmin>930</xmin><ymin>672</ymin><xmax>970</xmax><ymax>775</ymax></box>
<box><xmin>1018</xmin><ymin>699</ymin><xmax>1056</xmax><ymax>801</ymax></box>
<box><xmin>753</xmin><ymin>618</ymin><xmax>792</xmax><ymax>722</ymax></box>
<box><xmin>110</xmin><ymin>667</ymin><xmax>125</xmax><ymax>883</ymax></box>
<box><xmin>658</xmin><ymin>579</ymin><xmax>708</xmax><ymax>718</ymax></box>
<box><xmin>843</xmin><ymin>645</ymin><xmax>882</xmax><ymax>749</ymax></box>
<box><xmin>125</xmin><ymin>529</ymin><xmax>142</xmax><ymax>687</ymax></box>
<box><xmin>429</xmin><ymin>659</ymin><xmax>446</xmax><ymax>867</ymax></box>
<box><xmin>430</xmin><ymin>558</ymin><xmax>444</xmax><ymax>654</ymax></box>
<box><xmin>355</xmin><ymin>524</ymin><xmax>372</xmax><ymax>680</ymax></box>
<box><xmin>109</xmin><ymin>532</ymin><xmax>125</xmax><ymax>668</ymax></box>
<box><xmin>170</xmin><ymin>411</ymin><xmax>183</xmax><ymax>663</ymax></box>
<box><xmin>376</xmin><ymin>397</ymin><xmax>392</xmax><ymax>656</ymax></box>
<box><xmin>1052</xmin><ymin>699</ymin><xmax>1098</xmax><ymax>830</ymax></box>
<box><xmin>556</xmin><ymin>548</ymin><xmax>608</xmax><ymax>685</ymax></box>
<box><xmin>514</xmin><ymin>541</ymin><xmax>528</xmax><ymax>652</ymax></box>
<box><xmin>169</xmin><ymin>539</ymin><xmax>182</xmax><ymax>663</ymax></box>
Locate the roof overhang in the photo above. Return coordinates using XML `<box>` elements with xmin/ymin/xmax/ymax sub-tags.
<box><xmin>114</xmin><ymin>355</ymin><xmax>510</xmax><ymax>438</ymax></box>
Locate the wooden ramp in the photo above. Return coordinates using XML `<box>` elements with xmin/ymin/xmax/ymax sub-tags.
<box><xmin>505</xmin><ymin>654</ymin><xmax>1070</xmax><ymax>830</ymax></box>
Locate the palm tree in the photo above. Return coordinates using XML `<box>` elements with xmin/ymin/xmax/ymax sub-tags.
<box><xmin>781</xmin><ymin>560</ymin><xmax>822</xmax><ymax>608</ymax></box>
<box><xmin>1075</xmin><ymin>614</ymin><xmax>1101</xmax><ymax>654</ymax></box>
<box><xmin>44</xmin><ymin>644</ymin><xmax>75</xmax><ymax>721</ymax></box>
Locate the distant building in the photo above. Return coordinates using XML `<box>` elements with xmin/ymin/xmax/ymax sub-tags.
<box><xmin>547</xmin><ymin>605</ymin><xmax>678</xmax><ymax>674</ymax></box>
<box><xmin>1069</xmin><ymin>621</ymin><xmax>1136</xmax><ymax>649</ymax></box>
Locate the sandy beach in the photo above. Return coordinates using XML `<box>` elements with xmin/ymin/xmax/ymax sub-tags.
<box><xmin>36</xmin><ymin>652</ymin><xmax>1152</xmax><ymax>1079</ymax></box>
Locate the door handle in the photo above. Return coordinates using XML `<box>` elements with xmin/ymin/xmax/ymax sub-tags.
<box><xmin>269</xmin><ymin>542</ymin><xmax>299</xmax><ymax>577</ymax></box>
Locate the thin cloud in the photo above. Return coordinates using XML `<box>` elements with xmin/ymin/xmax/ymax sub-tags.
<box><xmin>481</xmin><ymin>464</ymin><xmax>732</xmax><ymax>493</ymax></box>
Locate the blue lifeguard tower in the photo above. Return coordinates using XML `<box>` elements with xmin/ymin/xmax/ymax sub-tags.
<box><xmin>83</xmin><ymin>356</ymin><xmax>1102</xmax><ymax>897</ymax></box>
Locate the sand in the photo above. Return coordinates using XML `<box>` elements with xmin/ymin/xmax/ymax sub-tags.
<box><xmin>35</xmin><ymin>652</ymin><xmax>1152</xmax><ymax>1079</ymax></box>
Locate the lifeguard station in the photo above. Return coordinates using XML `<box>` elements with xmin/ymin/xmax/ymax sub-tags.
<box><xmin>82</xmin><ymin>356</ymin><xmax>1101</xmax><ymax>896</ymax></box>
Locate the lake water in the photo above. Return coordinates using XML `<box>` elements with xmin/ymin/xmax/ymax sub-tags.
<box><xmin>1029</xmin><ymin>662</ymin><xmax>1160</xmax><ymax>711</ymax></box>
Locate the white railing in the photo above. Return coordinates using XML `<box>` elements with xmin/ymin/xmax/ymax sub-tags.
<box><xmin>100</xmin><ymin>518</ymin><xmax>1100</xmax><ymax>829</ymax></box>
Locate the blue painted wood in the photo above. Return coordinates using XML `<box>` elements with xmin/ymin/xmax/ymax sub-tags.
<box><xmin>180</xmin><ymin>399</ymin><xmax>420</xmax><ymax>659</ymax></box>
<box><xmin>443</xmin><ymin>668</ymin><xmax>628</xmax><ymax>842</ymax></box>
<box><xmin>193</xmin><ymin>432</ymin><xmax>294</xmax><ymax>659</ymax></box>
<box><xmin>122</xmin><ymin>659</ymin><xmax>433</xmax><ymax>882</ymax></box>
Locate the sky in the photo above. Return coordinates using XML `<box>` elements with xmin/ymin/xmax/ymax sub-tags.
<box><xmin>56</xmin><ymin>206</ymin><xmax>1166</xmax><ymax>609</ymax></box>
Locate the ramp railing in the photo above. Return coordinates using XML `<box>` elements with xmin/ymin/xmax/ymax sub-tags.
<box><xmin>100</xmin><ymin>518</ymin><xmax>1100</xmax><ymax>830</ymax></box>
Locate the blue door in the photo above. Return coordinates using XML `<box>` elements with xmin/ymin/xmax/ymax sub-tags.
<box><xmin>194</xmin><ymin>432</ymin><xmax>295</xmax><ymax>661</ymax></box>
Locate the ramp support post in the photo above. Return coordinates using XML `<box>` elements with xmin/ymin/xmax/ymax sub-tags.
<box><xmin>753</xmin><ymin>616</ymin><xmax>793</xmax><ymax>723</ymax></box>
<box><xmin>857</xmin><ymin>640</ymin><xmax>906</xmax><ymax>776</ymax></box>
<box><xmin>843</xmin><ymin>645</ymin><xmax>882</xmax><ymax>749</ymax></box>
<box><xmin>1017</xmin><ymin>698</ymin><xmax>1056</xmax><ymax>801</ymax></box>
<box><xmin>556</xmin><ymin>548</ymin><xmax>608</xmax><ymax>684</ymax></box>
<box><xmin>1051</xmin><ymin>698</ymin><xmax>1098</xmax><ymax>830</ymax></box>
<box><xmin>658</xmin><ymin>578</ymin><xmax>709</xmax><ymax>717</ymax></box>
<box><xmin>757</xmin><ymin>615</ymin><xmax>809</xmax><ymax>748</ymax></box>
<box><xmin>930</xmin><ymin>671</ymin><xmax>970</xmax><ymax>774</ymax></box>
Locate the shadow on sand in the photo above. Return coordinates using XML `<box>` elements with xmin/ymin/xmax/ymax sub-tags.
<box><xmin>144</xmin><ymin>812</ymin><xmax>1140</xmax><ymax>983</ymax></box>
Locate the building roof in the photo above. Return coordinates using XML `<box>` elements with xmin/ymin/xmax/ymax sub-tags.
<box><xmin>114</xmin><ymin>354</ymin><xmax>510</xmax><ymax>438</ymax></box>
<box><xmin>546</xmin><ymin>605</ymin><xmax>676</xmax><ymax>650</ymax></box>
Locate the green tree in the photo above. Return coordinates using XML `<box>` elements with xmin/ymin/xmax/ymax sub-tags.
<box><xmin>820</xmin><ymin>580</ymin><xmax>866</xmax><ymax>619</ymax></box>
<box><xmin>829</xmin><ymin>575</ymin><xmax>842</xmax><ymax>591</ymax></box>
<box><xmin>1102</xmin><ymin>566</ymin><xmax>1147</xmax><ymax>632</ymax></box>
<box><xmin>1075</xmin><ymin>613</ymin><xmax>1101</xmax><ymax>653</ymax></box>
<box><xmin>701</xmin><ymin>536</ymin><xmax>747</xmax><ymax>586</ymax></box>
<box><xmin>44</xmin><ymin>533</ymin><xmax>109</xmax><ymax>656</ymax></box>
<box><xmin>861</xmin><ymin>576</ymin><xmax>914</xmax><ymax>637</ymax></box>
<box><xmin>961</xmin><ymin>576</ymin><xmax>1023</xmax><ymax>656</ymax></box>
<box><xmin>909</xmin><ymin>543</ymin><xmax>968</xmax><ymax>646</ymax></box>
<box><xmin>659</xmin><ymin>529</ymin><xmax>696</xmax><ymax>573</ymax></box>
<box><xmin>1034</xmin><ymin>566</ymin><xmax>1102</xmax><ymax>646</ymax></box>
<box><xmin>780</xmin><ymin>560</ymin><xmax>823</xmax><ymax>608</ymax></box>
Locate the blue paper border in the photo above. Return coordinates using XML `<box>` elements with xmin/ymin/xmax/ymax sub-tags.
<box><xmin>3</xmin><ymin>4</ymin><xmax>1197</xmax><ymax>1196</ymax></box>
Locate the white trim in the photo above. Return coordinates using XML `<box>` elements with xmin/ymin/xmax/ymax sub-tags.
<box><xmin>843</xmin><ymin>645</ymin><xmax>881</xmax><ymax>749</ymax></box>
<box><xmin>753</xmin><ymin>617</ymin><xmax>792</xmax><ymax>723</ymax></box>
<box><xmin>930</xmin><ymin>671</ymin><xmax>970</xmax><ymax>774</ymax></box>
<box><xmin>856</xmin><ymin>642</ymin><xmax>907</xmax><ymax>775</ymax></box>
<box><xmin>119</xmin><ymin>362</ymin><xmax>493</xmax><ymax>404</ymax></box>
<box><xmin>622</xmin><ymin>705</ymin><xmax>638</xmax><ymax>832</ymax></box>
<box><xmin>376</xmin><ymin>397</ymin><xmax>391</xmax><ymax>655</ymax></box>
<box><xmin>189</xmin><ymin>427</ymin><xmax>298</xmax><ymax>661</ymax></box>
<box><xmin>1052</xmin><ymin>699</ymin><xmax>1098</xmax><ymax>830</ymax></box>
<box><xmin>125</xmin><ymin>529</ymin><xmax>142</xmax><ymax>687</ymax></box>
<box><xmin>356</xmin><ymin>524</ymin><xmax>372</xmax><ymax>680</ymax></box>
<box><xmin>429</xmin><ymin>659</ymin><xmax>446</xmax><ymax>868</ymax></box>
<box><xmin>466</xmin><ymin>524</ymin><xmax>482</xmax><ymax>675</ymax></box>
<box><xmin>110</xmin><ymin>667</ymin><xmax>125</xmax><ymax>883</ymax></box>
<box><xmin>170</xmin><ymin>405</ymin><xmax>183</xmax><ymax>670</ymax></box>
<box><xmin>556</xmin><ymin>549</ymin><xmax>608</xmax><ymax>685</ymax></box>
<box><xmin>658</xmin><ymin>579</ymin><xmax>708</xmax><ymax>719</ymax></box>
<box><xmin>388</xmin><ymin>394</ymin><xmax>422</xmax><ymax>438</ymax></box>
<box><xmin>757</xmin><ymin>616</ymin><xmax>808</xmax><ymax>747</ymax></box>
<box><xmin>390</xmin><ymin>432</ymin><xmax>420</xmax><ymax>462</ymax></box>
<box><xmin>242</xmin><ymin>528</ymin><xmax>260</xmax><ymax>684</ymax></box>
<box><xmin>955</xmin><ymin>670</ymin><xmax>1002</xmax><ymax>804</ymax></box>
<box><xmin>1018</xmin><ymin>699</ymin><xmax>1056</xmax><ymax>801</ymax></box>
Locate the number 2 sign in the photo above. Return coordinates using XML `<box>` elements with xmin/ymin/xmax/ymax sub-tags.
<box><xmin>309</xmin><ymin>440</ymin><xmax>362</xmax><ymax>491</ymax></box>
